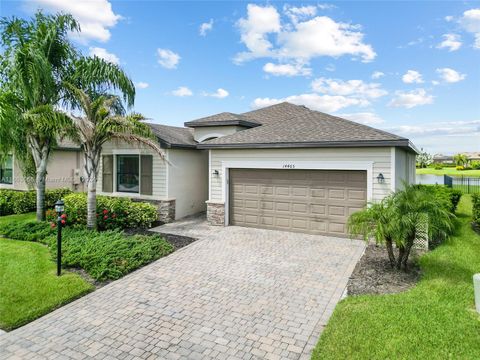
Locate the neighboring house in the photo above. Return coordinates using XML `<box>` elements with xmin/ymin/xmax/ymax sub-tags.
<box><xmin>186</xmin><ymin>102</ymin><xmax>417</xmax><ymax>237</ymax></box>
<box><xmin>0</xmin><ymin>140</ymin><xmax>85</xmax><ymax>192</ymax></box>
<box><xmin>433</xmin><ymin>152</ymin><xmax>480</xmax><ymax>164</ymax></box>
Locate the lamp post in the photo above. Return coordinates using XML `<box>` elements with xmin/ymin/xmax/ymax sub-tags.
<box><xmin>55</xmin><ymin>200</ymin><xmax>65</xmax><ymax>276</ymax></box>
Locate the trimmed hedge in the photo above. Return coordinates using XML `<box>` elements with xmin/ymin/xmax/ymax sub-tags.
<box><xmin>46</xmin><ymin>193</ymin><xmax>158</xmax><ymax>230</ymax></box>
<box><xmin>45</xmin><ymin>229</ymin><xmax>174</xmax><ymax>281</ymax></box>
<box><xmin>472</xmin><ymin>194</ymin><xmax>480</xmax><ymax>225</ymax></box>
<box><xmin>0</xmin><ymin>188</ymin><xmax>73</xmax><ymax>216</ymax></box>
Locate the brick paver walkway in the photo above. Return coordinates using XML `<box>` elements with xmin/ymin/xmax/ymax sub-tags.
<box><xmin>0</xmin><ymin>221</ymin><xmax>365</xmax><ymax>360</ymax></box>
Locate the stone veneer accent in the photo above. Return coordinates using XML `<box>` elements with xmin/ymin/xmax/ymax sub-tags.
<box><xmin>206</xmin><ymin>201</ymin><xmax>225</xmax><ymax>226</ymax></box>
<box><xmin>132</xmin><ymin>198</ymin><xmax>176</xmax><ymax>223</ymax></box>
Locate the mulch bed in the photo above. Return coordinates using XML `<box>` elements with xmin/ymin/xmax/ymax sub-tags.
<box><xmin>124</xmin><ymin>227</ymin><xmax>197</xmax><ymax>250</ymax></box>
<box><xmin>347</xmin><ymin>244</ymin><xmax>421</xmax><ymax>296</ymax></box>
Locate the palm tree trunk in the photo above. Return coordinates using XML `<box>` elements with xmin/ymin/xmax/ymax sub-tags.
<box><xmin>396</xmin><ymin>246</ymin><xmax>405</xmax><ymax>270</ymax></box>
<box><xmin>85</xmin><ymin>154</ymin><xmax>98</xmax><ymax>230</ymax></box>
<box><xmin>385</xmin><ymin>237</ymin><xmax>396</xmax><ymax>268</ymax></box>
<box><xmin>401</xmin><ymin>239</ymin><xmax>414</xmax><ymax>271</ymax></box>
<box><xmin>35</xmin><ymin>166</ymin><xmax>47</xmax><ymax>221</ymax></box>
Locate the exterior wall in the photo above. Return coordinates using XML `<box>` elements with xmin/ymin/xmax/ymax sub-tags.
<box><xmin>209</xmin><ymin>147</ymin><xmax>393</xmax><ymax>206</ymax></box>
<box><xmin>0</xmin><ymin>150</ymin><xmax>85</xmax><ymax>191</ymax></box>
<box><xmin>167</xmin><ymin>148</ymin><xmax>208</xmax><ymax>219</ymax></box>
<box><xmin>393</xmin><ymin>147</ymin><xmax>417</xmax><ymax>191</ymax></box>
<box><xmin>97</xmin><ymin>139</ymin><xmax>167</xmax><ymax>199</ymax></box>
<box><xmin>193</xmin><ymin>126</ymin><xmax>246</xmax><ymax>142</ymax></box>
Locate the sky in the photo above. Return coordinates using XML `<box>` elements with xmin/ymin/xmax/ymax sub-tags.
<box><xmin>1</xmin><ymin>0</ymin><xmax>479</xmax><ymax>154</ymax></box>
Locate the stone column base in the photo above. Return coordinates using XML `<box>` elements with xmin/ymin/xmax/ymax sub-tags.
<box><xmin>206</xmin><ymin>201</ymin><xmax>225</xmax><ymax>226</ymax></box>
<box><xmin>133</xmin><ymin>198</ymin><xmax>176</xmax><ymax>223</ymax></box>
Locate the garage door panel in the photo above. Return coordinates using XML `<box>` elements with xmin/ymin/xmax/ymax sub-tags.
<box><xmin>229</xmin><ymin>169</ymin><xmax>367</xmax><ymax>237</ymax></box>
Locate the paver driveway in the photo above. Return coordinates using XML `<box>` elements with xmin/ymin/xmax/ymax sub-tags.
<box><xmin>0</xmin><ymin>218</ymin><xmax>365</xmax><ymax>360</ymax></box>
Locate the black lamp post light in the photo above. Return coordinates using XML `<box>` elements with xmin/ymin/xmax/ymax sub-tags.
<box><xmin>377</xmin><ymin>173</ymin><xmax>385</xmax><ymax>184</ymax></box>
<box><xmin>55</xmin><ymin>200</ymin><xmax>65</xmax><ymax>276</ymax></box>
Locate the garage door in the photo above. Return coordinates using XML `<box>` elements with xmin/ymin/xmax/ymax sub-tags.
<box><xmin>229</xmin><ymin>169</ymin><xmax>367</xmax><ymax>237</ymax></box>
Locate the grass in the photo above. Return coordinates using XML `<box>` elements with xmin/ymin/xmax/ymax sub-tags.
<box><xmin>416</xmin><ymin>167</ymin><xmax>480</xmax><ymax>177</ymax></box>
<box><xmin>0</xmin><ymin>238</ymin><xmax>93</xmax><ymax>331</ymax></box>
<box><xmin>312</xmin><ymin>195</ymin><xmax>480</xmax><ymax>359</ymax></box>
<box><xmin>0</xmin><ymin>212</ymin><xmax>35</xmax><ymax>225</ymax></box>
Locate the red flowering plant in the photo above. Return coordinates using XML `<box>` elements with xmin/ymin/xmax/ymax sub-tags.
<box><xmin>46</xmin><ymin>209</ymin><xmax>68</xmax><ymax>228</ymax></box>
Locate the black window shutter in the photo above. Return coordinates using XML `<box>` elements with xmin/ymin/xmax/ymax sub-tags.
<box><xmin>102</xmin><ymin>155</ymin><xmax>113</xmax><ymax>192</ymax></box>
<box><xmin>140</xmin><ymin>155</ymin><xmax>153</xmax><ymax>195</ymax></box>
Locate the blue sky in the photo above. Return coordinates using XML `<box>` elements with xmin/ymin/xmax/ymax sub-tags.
<box><xmin>2</xmin><ymin>0</ymin><xmax>479</xmax><ymax>154</ymax></box>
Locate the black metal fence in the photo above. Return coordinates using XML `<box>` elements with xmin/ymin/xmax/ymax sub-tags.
<box><xmin>445</xmin><ymin>175</ymin><xmax>480</xmax><ymax>194</ymax></box>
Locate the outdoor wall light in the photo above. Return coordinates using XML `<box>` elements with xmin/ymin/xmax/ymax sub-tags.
<box><xmin>55</xmin><ymin>200</ymin><xmax>65</xmax><ymax>276</ymax></box>
<box><xmin>377</xmin><ymin>173</ymin><xmax>385</xmax><ymax>184</ymax></box>
<box><xmin>213</xmin><ymin>170</ymin><xmax>219</xmax><ymax>176</ymax></box>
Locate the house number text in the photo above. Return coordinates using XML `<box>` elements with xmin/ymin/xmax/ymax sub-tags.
<box><xmin>282</xmin><ymin>164</ymin><xmax>295</xmax><ymax>169</ymax></box>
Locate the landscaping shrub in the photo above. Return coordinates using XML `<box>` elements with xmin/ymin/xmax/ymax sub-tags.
<box><xmin>414</xmin><ymin>184</ymin><xmax>462</xmax><ymax>213</ymax></box>
<box><xmin>0</xmin><ymin>220</ymin><xmax>54</xmax><ymax>242</ymax></box>
<box><xmin>46</xmin><ymin>193</ymin><xmax>158</xmax><ymax>230</ymax></box>
<box><xmin>434</xmin><ymin>163</ymin><xmax>444</xmax><ymax>170</ymax></box>
<box><xmin>0</xmin><ymin>188</ymin><xmax>73</xmax><ymax>216</ymax></box>
<box><xmin>472</xmin><ymin>194</ymin><xmax>480</xmax><ymax>225</ymax></box>
<box><xmin>471</xmin><ymin>161</ymin><xmax>480</xmax><ymax>170</ymax></box>
<box><xmin>456</xmin><ymin>165</ymin><xmax>465</xmax><ymax>171</ymax></box>
<box><xmin>45</xmin><ymin>229</ymin><xmax>174</xmax><ymax>281</ymax></box>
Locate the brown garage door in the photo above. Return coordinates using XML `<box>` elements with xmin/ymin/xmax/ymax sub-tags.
<box><xmin>229</xmin><ymin>169</ymin><xmax>367</xmax><ymax>237</ymax></box>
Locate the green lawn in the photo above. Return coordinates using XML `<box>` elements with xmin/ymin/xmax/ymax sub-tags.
<box><xmin>312</xmin><ymin>195</ymin><xmax>480</xmax><ymax>359</ymax></box>
<box><xmin>0</xmin><ymin>223</ymin><xmax>93</xmax><ymax>330</ymax></box>
<box><xmin>0</xmin><ymin>212</ymin><xmax>35</xmax><ymax>225</ymax></box>
<box><xmin>416</xmin><ymin>167</ymin><xmax>480</xmax><ymax>177</ymax></box>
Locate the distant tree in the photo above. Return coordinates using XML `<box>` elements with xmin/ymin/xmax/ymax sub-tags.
<box><xmin>416</xmin><ymin>148</ymin><xmax>433</xmax><ymax>168</ymax></box>
<box><xmin>453</xmin><ymin>153</ymin><xmax>468</xmax><ymax>167</ymax></box>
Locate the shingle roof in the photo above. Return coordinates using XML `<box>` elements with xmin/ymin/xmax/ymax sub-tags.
<box><xmin>147</xmin><ymin>123</ymin><xmax>196</xmax><ymax>148</ymax></box>
<box><xmin>194</xmin><ymin>102</ymin><xmax>416</xmax><ymax>152</ymax></box>
<box><xmin>184</xmin><ymin>112</ymin><xmax>260</xmax><ymax>128</ymax></box>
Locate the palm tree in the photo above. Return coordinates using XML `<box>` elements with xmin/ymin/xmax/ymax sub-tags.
<box><xmin>65</xmin><ymin>84</ymin><xmax>163</xmax><ymax>230</ymax></box>
<box><xmin>348</xmin><ymin>196</ymin><xmax>397</xmax><ymax>267</ymax></box>
<box><xmin>453</xmin><ymin>153</ymin><xmax>468</xmax><ymax>167</ymax></box>
<box><xmin>348</xmin><ymin>185</ymin><xmax>455</xmax><ymax>271</ymax></box>
<box><xmin>0</xmin><ymin>12</ymin><xmax>79</xmax><ymax>221</ymax></box>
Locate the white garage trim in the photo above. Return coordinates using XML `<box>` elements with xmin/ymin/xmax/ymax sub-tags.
<box><xmin>221</xmin><ymin>160</ymin><xmax>374</xmax><ymax>226</ymax></box>
<box><xmin>390</xmin><ymin>147</ymin><xmax>396</xmax><ymax>192</ymax></box>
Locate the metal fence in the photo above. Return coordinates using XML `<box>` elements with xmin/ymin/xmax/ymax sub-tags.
<box><xmin>445</xmin><ymin>175</ymin><xmax>480</xmax><ymax>194</ymax></box>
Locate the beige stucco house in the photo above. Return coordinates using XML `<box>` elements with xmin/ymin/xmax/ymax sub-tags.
<box><xmin>2</xmin><ymin>103</ymin><xmax>417</xmax><ymax>236</ymax></box>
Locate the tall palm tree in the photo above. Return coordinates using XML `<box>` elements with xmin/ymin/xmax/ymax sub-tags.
<box><xmin>65</xmin><ymin>84</ymin><xmax>163</xmax><ymax>230</ymax></box>
<box><xmin>0</xmin><ymin>12</ymin><xmax>79</xmax><ymax>221</ymax></box>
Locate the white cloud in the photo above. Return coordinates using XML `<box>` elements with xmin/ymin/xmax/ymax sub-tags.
<box><xmin>234</xmin><ymin>4</ymin><xmax>375</xmax><ymax>64</ymax></box>
<box><xmin>388</xmin><ymin>120</ymin><xmax>480</xmax><ymax>137</ymax></box>
<box><xmin>204</xmin><ymin>88</ymin><xmax>229</xmax><ymax>98</ymax></box>
<box><xmin>171</xmin><ymin>86</ymin><xmax>193</xmax><ymax>97</ymax></box>
<box><xmin>88</xmin><ymin>47</ymin><xmax>119</xmax><ymax>64</ymax></box>
<box><xmin>235</xmin><ymin>4</ymin><xmax>281</xmax><ymax>63</ymax></box>
<box><xmin>402</xmin><ymin>70</ymin><xmax>423</xmax><ymax>84</ymax></box>
<box><xmin>157</xmin><ymin>48</ymin><xmax>180</xmax><ymax>69</ymax></box>
<box><xmin>337</xmin><ymin>112</ymin><xmax>384</xmax><ymax>125</ymax></box>
<box><xmin>263</xmin><ymin>62</ymin><xmax>311</xmax><ymax>77</ymax></box>
<box><xmin>29</xmin><ymin>0</ymin><xmax>121</xmax><ymax>43</ymax></box>
<box><xmin>325</xmin><ymin>63</ymin><xmax>336</xmax><ymax>72</ymax></box>
<box><xmin>135</xmin><ymin>82</ymin><xmax>149</xmax><ymax>89</ymax></box>
<box><xmin>459</xmin><ymin>8</ymin><xmax>480</xmax><ymax>48</ymax></box>
<box><xmin>311</xmin><ymin>78</ymin><xmax>388</xmax><ymax>99</ymax></box>
<box><xmin>445</xmin><ymin>15</ymin><xmax>454</xmax><ymax>22</ymax></box>
<box><xmin>199</xmin><ymin>19</ymin><xmax>214</xmax><ymax>36</ymax></box>
<box><xmin>388</xmin><ymin>89</ymin><xmax>434</xmax><ymax>108</ymax></box>
<box><xmin>318</xmin><ymin>4</ymin><xmax>337</xmax><ymax>10</ymax></box>
<box><xmin>252</xmin><ymin>93</ymin><xmax>368</xmax><ymax>113</ymax></box>
<box><xmin>437</xmin><ymin>34</ymin><xmax>462</xmax><ymax>51</ymax></box>
<box><xmin>371</xmin><ymin>71</ymin><xmax>385</xmax><ymax>79</ymax></box>
<box><xmin>436</xmin><ymin>68</ymin><xmax>466</xmax><ymax>83</ymax></box>
<box><xmin>283</xmin><ymin>5</ymin><xmax>317</xmax><ymax>23</ymax></box>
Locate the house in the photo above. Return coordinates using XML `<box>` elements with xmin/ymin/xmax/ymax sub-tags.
<box><xmin>96</xmin><ymin>125</ymin><xmax>208</xmax><ymax>222</ymax></box>
<box><xmin>186</xmin><ymin>102</ymin><xmax>418</xmax><ymax>237</ymax></box>
<box><xmin>3</xmin><ymin>102</ymin><xmax>417</xmax><ymax>237</ymax></box>
<box><xmin>433</xmin><ymin>152</ymin><xmax>480</xmax><ymax>164</ymax></box>
<box><xmin>0</xmin><ymin>140</ymin><xmax>85</xmax><ymax>192</ymax></box>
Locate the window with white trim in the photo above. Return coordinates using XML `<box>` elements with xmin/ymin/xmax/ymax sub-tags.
<box><xmin>0</xmin><ymin>155</ymin><xmax>13</xmax><ymax>184</ymax></box>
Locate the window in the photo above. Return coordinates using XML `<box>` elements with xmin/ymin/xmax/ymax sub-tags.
<box><xmin>116</xmin><ymin>155</ymin><xmax>139</xmax><ymax>193</ymax></box>
<box><xmin>0</xmin><ymin>155</ymin><xmax>13</xmax><ymax>184</ymax></box>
